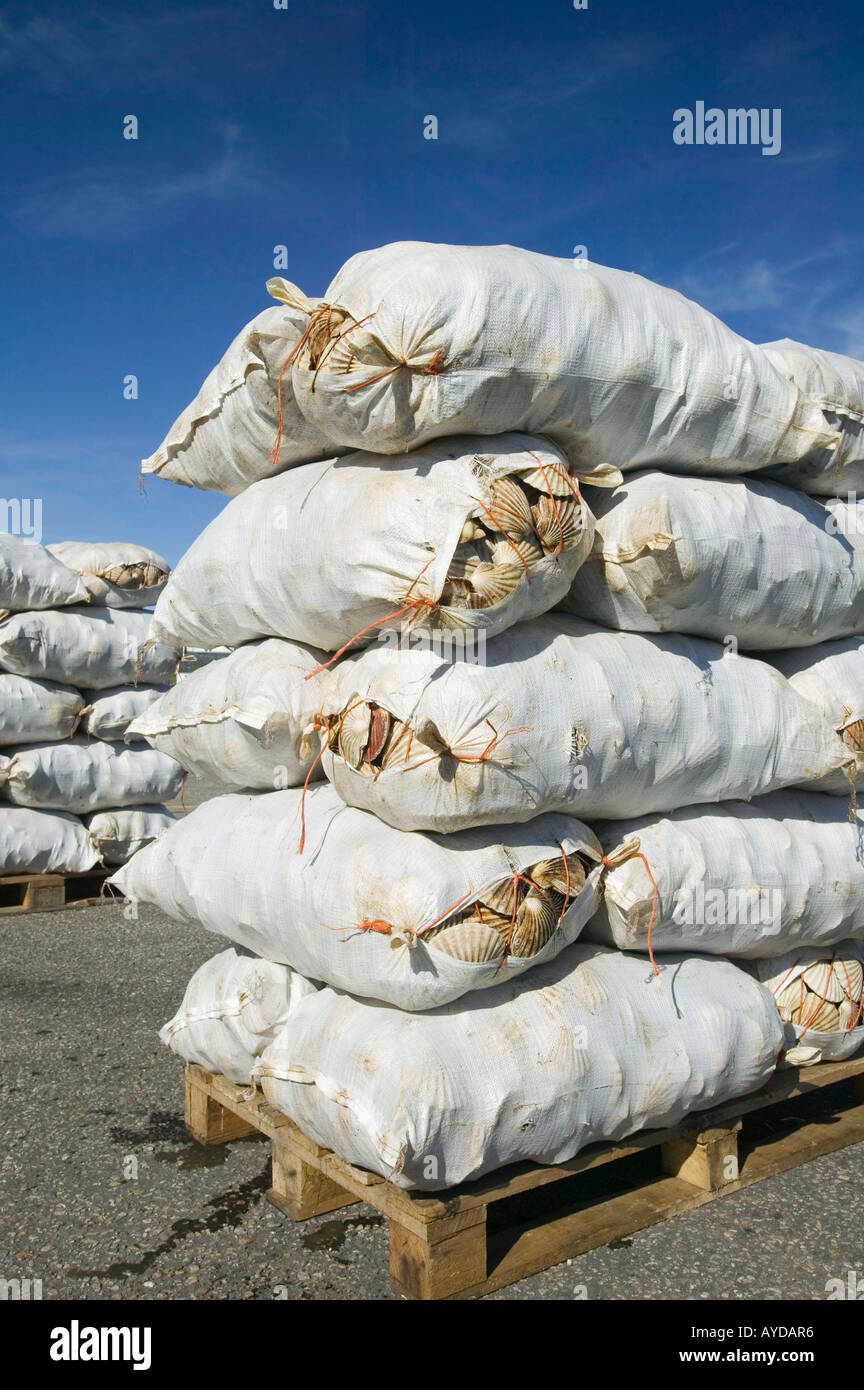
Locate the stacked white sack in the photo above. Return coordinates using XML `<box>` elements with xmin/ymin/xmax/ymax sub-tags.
<box><xmin>562</xmin><ymin>473</ymin><xmax>864</xmax><ymax>648</ymax></box>
<box><xmin>0</xmin><ymin>804</ymin><xmax>99</xmax><ymax>876</ymax></box>
<box><xmin>149</xmin><ymin>435</ymin><xmax>594</xmax><ymax>653</ymax></box>
<box><xmin>86</xmin><ymin>807</ymin><xmax>176</xmax><ymax>865</ymax></box>
<box><xmin>745</xmin><ymin>943</ymin><xmax>864</xmax><ymax>1066</ymax></box>
<box><xmin>767</xmin><ymin>637</ymin><xmax>864</xmax><ymax>793</ymax></box>
<box><xmin>81</xmin><ymin>685</ymin><xmax>168</xmax><ymax>742</ymax></box>
<box><xmin>111</xmin><ymin>782</ymin><xmax>603</xmax><ymax>1012</ymax></box>
<box><xmin>159</xmin><ymin>946</ymin><xmax>318</xmax><ymax>1085</ymax></box>
<box><xmin>760</xmin><ymin>340</ymin><xmax>864</xmax><ymax>495</ymax></box>
<box><xmin>252</xmin><ymin>942</ymin><xmax>783</xmax><ymax>1190</ymax></box>
<box><xmin>592</xmin><ymin>792</ymin><xmax>864</xmax><ymax>958</ymax></box>
<box><xmin>0</xmin><ymin>739</ymin><xmax>182</xmax><ymax>814</ymax></box>
<box><xmin>0</xmin><ymin>673</ymin><xmax>84</xmax><ymax>744</ymax></box>
<box><xmin>0</xmin><ymin>607</ymin><xmax>179</xmax><ymax>688</ymax></box>
<box><xmin>0</xmin><ymin>534</ymin><xmax>89</xmax><ymax>611</ymax></box>
<box><xmin>282</xmin><ymin>242</ymin><xmax>836</xmax><ymax>482</ymax></box>
<box><xmin>127</xmin><ymin>638</ymin><xmax>329</xmax><ymax>791</ymax></box>
<box><xmin>140</xmin><ymin>303</ymin><xmax>335</xmax><ymax>494</ymax></box>
<box><xmin>316</xmin><ymin>613</ymin><xmax>848</xmax><ymax>831</ymax></box>
<box><xmin>47</xmin><ymin>541</ymin><xmax>170</xmax><ymax>609</ymax></box>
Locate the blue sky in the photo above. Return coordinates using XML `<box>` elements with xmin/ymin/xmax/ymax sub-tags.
<box><xmin>1</xmin><ymin>0</ymin><xmax>862</xmax><ymax>563</ymax></box>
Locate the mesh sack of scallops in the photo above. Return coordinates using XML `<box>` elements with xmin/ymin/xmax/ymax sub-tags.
<box><xmin>0</xmin><ymin>607</ymin><xmax>179</xmax><ymax>689</ymax></box>
<box><xmin>0</xmin><ymin>534</ymin><xmax>89</xmax><ymax>613</ymax></box>
<box><xmin>0</xmin><ymin>672</ymin><xmax>84</xmax><ymax>745</ymax></box>
<box><xmin>768</xmin><ymin>636</ymin><xmax>864</xmax><ymax>794</ymax></box>
<box><xmin>562</xmin><ymin>473</ymin><xmax>864</xmax><ymax>650</ymax></box>
<box><xmin>159</xmin><ymin>946</ymin><xmax>319</xmax><ymax>1086</ymax></box>
<box><xmin>126</xmin><ymin>638</ymin><xmax>330</xmax><ymax>791</ymax></box>
<box><xmin>110</xmin><ymin>782</ymin><xmax>603</xmax><ymax>1012</ymax></box>
<box><xmin>315</xmin><ymin>614</ymin><xmax>849</xmax><ymax>832</ymax></box>
<box><xmin>759</xmin><ymin>339</ymin><xmax>864</xmax><ymax>496</ymax></box>
<box><xmin>149</xmin><ymin>435</ymin><xmax>594</xmax><ymax>655</ymax></box>
<box><xmin>140</xmin><ymin>302</ymin><xmax>335</xmax><ymax>495</ymax></box>
<box><xmin>279</xmin><ymin>242</ymin><xmax>836</xmax><ymax>480</ymax></box>
<box><xmin>47</xmin><ymin>542</ymin><xmax>171</xmax><ymax>609</ymax></box>
<box><xmin>590</xmin><ymin>792</ymin><xmax>864</xmax><ymax>961</ymax></box>
<box><xmin>746</xmin><ymin>943</ymin><xmax>864</xmax><ymax>1065</ymax></box>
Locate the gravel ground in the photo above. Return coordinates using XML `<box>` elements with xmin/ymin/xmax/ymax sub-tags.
<box><xmin>2</xmin><ymin>894</ymin><xmax>863</xmax><ymax>1302</ymax></box>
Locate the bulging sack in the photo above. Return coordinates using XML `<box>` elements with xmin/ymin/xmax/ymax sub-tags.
<box><xmin>0</xmin><ymin>673</ymin><xmax>84</xmax><ymax>745</ymax></box>
<box><xmin>318</xmin><ymin>614</ymin><xmax>849</xmax><ymax>832</ymax></box>
<box><xmin>127</xmin><ymin>638</ymin><xmax>329</xmax><ymax>790</ymax></box>
<box><xmin>81</xmin><ymin>685</ymin><xmax>169</xmax><ymax>742</ymax></box>
<box><xmin>0</xmin><ymin>534</ymin><xmax>89</xmax><ymax>612</ymax></box>
<box><xmin>255</xmin><ymin>942</ymin><xmax>782</xmax><ymax>1190</ymax></box>
<box><xmin>746</xmin><ymin>943</ymin><xmax>864</xmax><ymax>1066</ymax></box>
<box><xmin>562</xmin><ymin>472</ymin><xmax>864</xmax><ymax>650</ymax></box>
<box><xmin>760</xmin><ymin>339</ymin><xmax>864</xmax><ymax>496</ymax></box>
<box><xmin>160</xmin><ymin>946</ymin><xmax>318</xmax><ymax>1086</ymax></box>
<box><xmin>0</xmin><ymin>804</ymin><xmax>99</xmax><ymax>876</ymax></box>
<box><xmin>0</xmin><ymin>739</ymin><xmax>183</xmax><ymax>813</ymax></box>
<box><xmin>286</xmin><ymin>241</ymin><xmax>832</xmax><ymax>479</ymax></box>
<box><xmin>592</xmin><ymin>792</ymin><xmax>864</xmax><ymax>960</ymax></box>
<box><xmin>48</xmin><ymin>541</ymin><xmax>170</xmax><ymax>609</ymax></box>
<box><xmin>0</xmin><ymin>607</ymin><xmax>179</xmax><ymax>689</ymax></box>
<box><xmin>768</xmin><ymin>637</ymin><xmax>864</xmax><ymax>794</ymax></box>
<box><xmin>86</xmin><ymin>806</ymin><xmax>175</xmax><ymax>864</ymax></box>
<box><xmin>111</xmin><ymin>783</ymin><xmax>603</xmax><ymax>1012</ymax></box>
<box><xmin>140</xmin><ymin>301</ymin><xmax>334</xmax><ymax>495</ymax></box>
<box><xmin>150</xmin><ymin>435</ymin><xmax>594</xmax><ymax>654</ymax></box>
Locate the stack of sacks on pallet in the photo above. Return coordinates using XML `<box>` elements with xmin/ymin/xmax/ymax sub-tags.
<box><xmin>114</xmin><ymin>242</ymin><xmax>864</xmax><ymax>1193</ymax></box>
<box><xmin>0</xmin><ymin>536</ymin><xmax>182</xmax><ymax>876</ymax></box>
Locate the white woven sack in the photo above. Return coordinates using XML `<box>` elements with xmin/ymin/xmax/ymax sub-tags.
<box><xmin>111</xmin><ymin>783</ymin><xmax>604</xmax><ymax>1012</ymax></box>
<box><xmin>286</xmin><ymin>242</ymin><xmax>832</xmax><ymax>479</ymax></box>
<box><xmin>48</xmin><ymin>541</ymin><xmax>170</xmax><ymax>609</ymax></box>
<box><xmin>318</xmin><ymin>614</ymin><xmax>848</xmax><ymax>831</ymax></box>
<box><xmin>563</xmin><ymin>472</ymin><xmax>864</xmax><ymax>649</ymax></box>
<box><xmin>127</xmin><ymin>638</ymin><xmax>329</xmax><ymax>790</ymax></box>
<box><xmin>160</xmin><ymin>946</ymin><xmax>318</xmax><ymax>1086</ymax></box>
<box><xmin>0</xmin><ymin>804</ymin><xmax>99</xmax><ymax>875</ymax></box>
<box><xmin>255</xmin><ymin>942</ymin><xmax>782</xmax><ymax>1190</ymax></box>
<box><xmin>768</xmin><ymin>637</ymin><xmax>864</xmax><ymax>794</ymax></box>
<box><xmin>592</xmin><ymin>792</ymin><xmax>864</xmax><ymax>959</ymax></box>
<box><xmin>0</xmin><ymin>673</ymin><xmax>84</xmax><ymax>745</ymax></box>
<box><xmin>0</xmin><ymin>739</ymin><xmax>183</xmax><ymax>813</ymax></box>
<box><xmin>746</xmin><ymin>943</ymin><xmax>864</xmax><ymax>1065</ymax></box>
<box><xmin>0</xmin><ymin>608</ymin><xmax>179</xmax><ymax>689</ymax></box>
<box><xmin>86</xmin><ymin>805</ymin><xmax>175</xmax><ymax>864</ymax></box>
<box><xmin>141</xmin><ymin>303</ymin><xmax>334</xmax><ymax>495</ymax></box>
<box><xmin>150</xmin><ymin>435</ymin><xmax>594</xmax><ymax>653</ymax></box>
<box><xmin>760</xmin><ymin>339</ymin><xmax>864</xmax><ymax>495</ymax></box>
<box><xmin>0</xmin><ymin>534</ymin><xmax>89</xmax><ymax>612</ymax></box>
<box><xmin>81</xmin><ymin>685</ymin><xmax>169</xmax><ymax>742</ymax></box>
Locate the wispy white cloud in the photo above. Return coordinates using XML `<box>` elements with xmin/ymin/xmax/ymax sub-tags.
<box><xmin>0</xmin><ymin>9</ymin><xmax>209</xmax><ymax>93</ymax></box>
<box><xmin>11</xmin><ymin>123</ymin><xmax>267</xmax><ymax>240</ymax></box>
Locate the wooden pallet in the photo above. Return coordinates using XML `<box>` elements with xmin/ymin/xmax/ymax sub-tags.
<box><xmin>0</xmin><ymin>868</ymin><xmax>118</xmax><ymax>916</ymax></box>
<box><xmin>185</xmin><ymin>1054</ymin><xmax>864</xmax><ymax>1300</ymax></box>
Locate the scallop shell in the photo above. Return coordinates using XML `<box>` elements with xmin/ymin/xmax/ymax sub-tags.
<box><xmin>337</xmin><ymin>701</ymin><xmax>372</xmax><ymax>769</ymax></box>
<box><xmin>366</xmin><ymin>706</ymin><xmax>391</xmax><ymax>764</ymax></box>
<box><xmin>104</xmin><ymin>561</ymin><xmax>168</xmax><ymax>589</ymax></box>
<box><xmin>480</xmin><ymin>878</ymin><xmax>524</xmax><ymax>918</ymax></box>
<box><xmin>492</xmin><ymin>536</ymin><xmax>545</xmax><ymax>572</ymax></box>
<box><xmin>532</xmin><ymin>497</ymin><xmax>583</xmax><ymax>553</ymax></box>
<box><xmin>425</xmin><ymin>919</ymin><xmax>507</xmax><ymax>963</ymax></box>
<box><xmin>508</xmin><ymin>888</ymin><xmax>559</xmax><ymax>958</ymax></box>
<box><xmin>519</xmin><ymin>462</ymin><xmax>578</xmax><ymax>498</ymax></box>
<box><xmin>487</xmin><ymin>477</ymin><xmax>534</xmax><ymax>540</ymax></box>
<box><xmin>464</xmin><ymin>560</ymin><xmax>522</xmax><ymax>608</ymax></box>
<box><xmin>530</xmin><ymin>853</ymin><xmax>586</xmax><ymax>898</ymax></box>
<box><xmin>799</xmin><ymin>996</ymin><xmax>843</xmax><ymax>1033</ymax></box>
<box><xmin>804</xmin><ymin>961</ymin><xmax>849</xmax><ymax>1004</ymax></box>
<box><xmin>458</xmin><ymin>519</ymin><xmax>486</xmax><ymax>545</ymax></box>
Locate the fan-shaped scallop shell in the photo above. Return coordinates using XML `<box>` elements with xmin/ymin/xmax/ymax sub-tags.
<box><xmin>425</xmin><ymin>919</ymin><xmax>507</xmax><ymax>963</ymax></box>
<box><xmin>804</xmin><ymin>960</ymin><xmax>850</xmax><ymax>1004</ymax></box>
<box><xmin>530</xmin><ymin>853</ymin><xmax>586</xmax><ymax>898</ymax></box>
<box><xmin>519</xmin><ymin>462</ymin><xmax>578</xmax><ymax>497</ymax></box>
<box><xmin>337</xmin><ymin>701</ymin><xmax>373</xmax><ymax>769</ymax></box>
<box><xmin>480</xmin><ymin>877</ymin><xmax>524</xmax><ymax>918</ymax></box>
<box><xmin>532</xmin><ymin>497</ymin><xmax>583</xmax><ymax>553</ymax></box>
<box><xmin>487</xmin><ymin>477</ymin><xmax>534</xmax><ymax>540</ymax></box>
<box><xmin>465</xmin><ymin>560</ymin><xmax>522</xmax><ymax>608</ymax></box>
<box><xmin>508</xmin><ymin>887</ymin><xmax>560</xmax><ymax>958</ymax></box>
<box><xmin>492</xmin><ymin>536</ymin><xmax>545</xmax><ymax>572</ymax></box>
<box><xmin>799</xmin><ymin>995</ymin><xmax>843</xmax><ymax>1033</ymax></box>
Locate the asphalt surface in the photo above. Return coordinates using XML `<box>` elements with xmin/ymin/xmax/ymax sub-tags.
<box><xmin>2</xmin><ymin>761</ymin><xmax>863</xmax><ymax>1301</ymax></box>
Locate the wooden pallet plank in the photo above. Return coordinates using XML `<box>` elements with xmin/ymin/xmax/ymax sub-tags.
<box><xmin>0</xmin><ymin>868</ymin><xmax>116</xmax><ymax>917</ymax></box>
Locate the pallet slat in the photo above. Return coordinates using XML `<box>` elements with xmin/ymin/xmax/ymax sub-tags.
<box><xmin>0</xmin><ymin>868</ymin><xmax>118</xmax><ymax>916</ymax></box>
<box><xmin>183</xmin><ymin>1054</ymin><xmax>864</xmax><ymax>1300</ymax></box>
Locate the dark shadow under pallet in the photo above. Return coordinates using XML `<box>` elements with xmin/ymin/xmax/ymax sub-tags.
<box><xmin>0</xmin><ymin>868</ymin><xmax>119</xmax><ymax>915</ymax></box>
<box><xmin>184</xmin><ymin>1053</ymin><xmax>864</xmax><ymax>1300</ymax></box>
